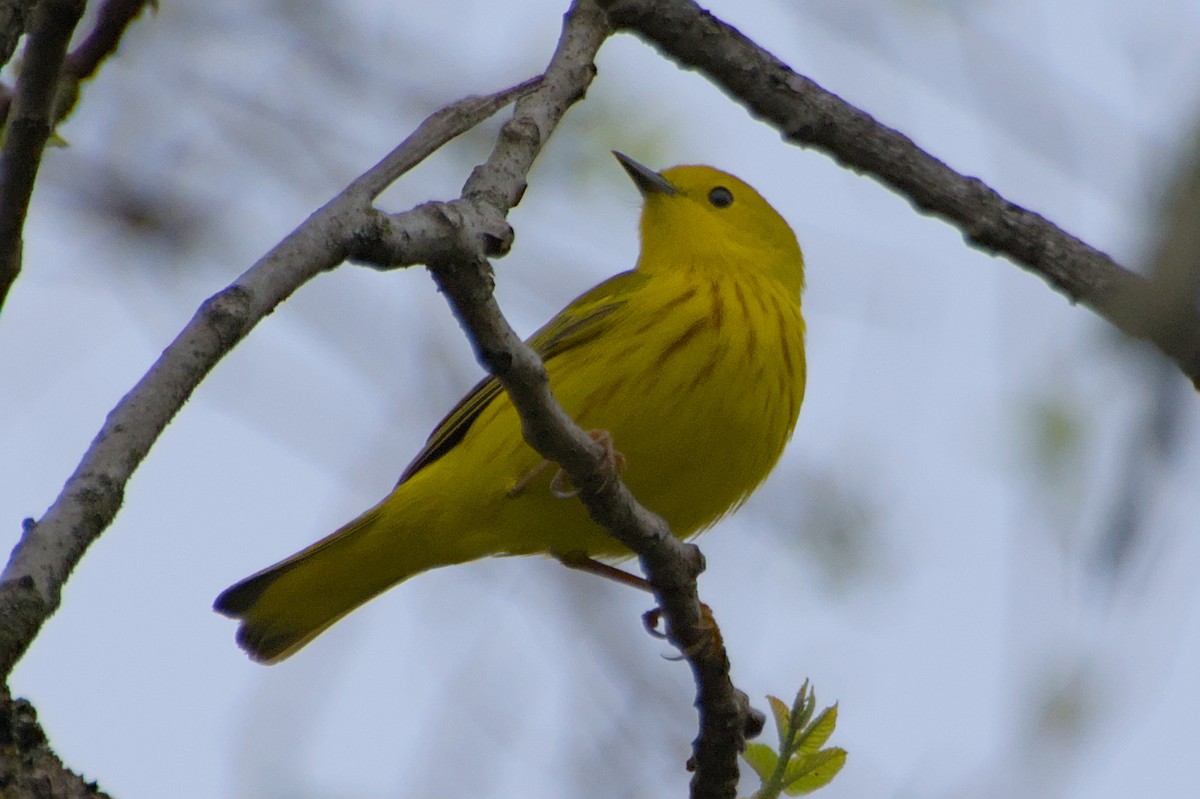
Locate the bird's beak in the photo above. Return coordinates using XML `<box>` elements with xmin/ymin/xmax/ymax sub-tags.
<box><xmin>613</xmin><ymin>151</ymin><xmax>678</xmax><ymax>196</ymax></box>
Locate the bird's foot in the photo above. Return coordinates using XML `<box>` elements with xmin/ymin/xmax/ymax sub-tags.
<box><xmin>643</xmin><ymin>604</ymin><xmax>723</xmax><ymax>660</ymax></box>
<box><xmin>549</xmin><ymin>429</ymin><xmax>626</xmax><ymax>498</ymax></box>
<box><xmin>506</xmin><ymin>458</ymin><xmax>552</xmax><ymax>498</ymax></box>
<box><xmin>507</xmin><ymin>429</ymin><xmax>625</xmax><ymax>499</ymax></box>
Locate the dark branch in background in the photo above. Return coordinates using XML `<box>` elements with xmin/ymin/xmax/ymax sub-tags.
<box><xmin>1094</xmin><ymin>129</ymin><xmax>1200</xmax><ymax>578</ymax></box>
<box><xmin>0</xmin><ymin>0</ymin><xmax>37</xmax><ymax>66</ymax></box>
<box><xmin>0</xmin><ymin>0</ymin><xmax>154</xmax><ymax>313</ymax></box>
<box><xmin>0</xmin><ymin>0</ymin><xmax>38</xmax><ymax>193</ymax></box>
<box><xmin>0</xmin><ymin>0</ymin><xmax>153</xmax><ymax>122</ymax></box>
<box><xmin>0</xmin><ymin>0</ymin><xmax>87</xmax><ymax>310</ymax></box>
<box><xmin>65</xmin><ymin>0</ymin><xmax>153</xmax><ymax>80</ymax></box>
<box><xmin>604</xmin><ymin>0</ymin><xmax>1200</xmax><ymax>391</ymax></box>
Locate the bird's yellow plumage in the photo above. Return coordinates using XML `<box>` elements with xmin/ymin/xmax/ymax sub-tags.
<box><xmin>215</xmin><ymin>154</ymin><xmax>806</xmax><ymax>662</ymax></box>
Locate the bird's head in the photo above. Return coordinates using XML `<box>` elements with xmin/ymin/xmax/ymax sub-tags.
<box><xmin>614</xmin><ymin>152</ymin><xmax>804</xmax><ymax>296</ymax></box>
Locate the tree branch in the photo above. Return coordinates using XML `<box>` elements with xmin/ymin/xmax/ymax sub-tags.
<box><xmin>357</xmin><ymin>3</ymin><xmax>760</xmax><ymax>795</ymax></box>
<box><xmin>0</xmin><ymin>0</ymin><xmax>87</xmax><ymax>311</ymax></box>
<box><xmin>0</xmin><ymin>693</ymin><xmax>112</xmax><ymax>799</ymax></box>
<box><xmin>427</xmin><ymin>238</ymin><xmax>758</xmax><ymax>799</ymax></box>
<box><xmin>0</xmin><ymin>0</ymin><xmax>153</xmax><ymax>315</ymax></box>
<box><xmin>4</xmin><ymin>3</ymin><xmax>759</xmax><ymax>797</ymax></box>
<box><xmin>64</xmin><ymin>0</ymin><xmax>154</xmax><ymax>81</ymax></box>
<box><xmin>0</xmin><ymin>77</ymin><xmax>538</xmax><ymax>681</ymax></box>
<box><xmin>603</xmin><ymin>0</ymin><xmax>1200</xmax><ymax>390</ymax></box>
<box><xmin>0</xmin><ymin>0</ymin><xmax>37</xmax><ymax>67</ymax></box>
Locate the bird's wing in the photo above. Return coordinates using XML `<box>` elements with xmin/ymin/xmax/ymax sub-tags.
<box><xmin>397</xmin><ymin>269</ymin><xmax>647</xmax><ymax>484</ymax></box>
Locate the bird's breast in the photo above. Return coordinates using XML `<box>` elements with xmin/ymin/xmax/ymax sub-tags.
<box><xmin>550</xmin><ymin>271</ymin><xmax>806</xmax><ymax>536</ymax></box>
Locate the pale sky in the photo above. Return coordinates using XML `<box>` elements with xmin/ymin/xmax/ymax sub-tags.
<box><xmin>3</xmin><ymin>1</ymin><xmax>1199</xmax><ymax>797</ymax></box>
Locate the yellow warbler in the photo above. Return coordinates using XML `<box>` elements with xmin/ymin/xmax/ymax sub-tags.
<box><xmin>215</xmin><ymin>153</ymin><xmax>806</xmax><ymax>662</ymax></box>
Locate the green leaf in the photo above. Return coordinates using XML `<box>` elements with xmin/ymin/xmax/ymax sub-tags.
<box><xmin>781</xmin><ymin>748</ymin><xmax>847</xmax><ymax>796</ymax></box>
<box><xmin>790</xmin><ymin>682</ymin><xmax>814</xmax><ymax>732</ymax></box>
<box><xmin>796</xmin><ymin>703</ymin><xmax>838</xmax><ymax>755</ymax></box>
<box><xmin>742</xmin><ymin>743</ymin><xmax>780</xmax><ymax>784</ymax></box>
<box><xmin>767</xmin><ymin>695</ymin><xmax>791</xmax><ymax>747</ymax></box>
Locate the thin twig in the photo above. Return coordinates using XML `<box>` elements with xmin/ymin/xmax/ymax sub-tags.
<box><xmin>348</xmin><ymin>76</ymin><xmax>542</xmax><ymax>201</ymax></box>
<box><xmin>603</xmin><ymin>0</ymin><xmax>1200</xmax><ymax>390</ymax></box>
<box><xmin>0</xmin><ymin>0</ymin><xmax>87</xmax><ymax>311</ymax></box>
<box><xmin>0</xmin><ymin>77</ymin><xmax>537</xmax><ymax>680</ymax></box>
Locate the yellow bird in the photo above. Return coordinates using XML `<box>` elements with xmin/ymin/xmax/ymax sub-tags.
<box><xmin>215</xmin><ymin>153</ymin><xmax>807</xmax><ymax>662</ymax></box>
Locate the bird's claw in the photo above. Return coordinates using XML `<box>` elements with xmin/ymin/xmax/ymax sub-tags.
<box><xmin>644</xmin><ymin>602</ymin><xmax>722</xmax><ymax>661</ymax></box>
<box><xmin>510</xmin><ymin>429</ymin><xmax>625</xmax><ymax>499</ymax></box>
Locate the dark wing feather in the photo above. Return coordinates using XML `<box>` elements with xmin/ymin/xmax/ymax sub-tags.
<box><xmin>397</xmin><ymin>270</ymin><xmax>647</xmax><ymax>484</ymax></box>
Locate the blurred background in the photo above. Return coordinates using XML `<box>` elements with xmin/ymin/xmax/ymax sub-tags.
<box><xmin>3</xmin><ymin>0</ymin><xmax>1199</xmax><ymax>796</ymax></box>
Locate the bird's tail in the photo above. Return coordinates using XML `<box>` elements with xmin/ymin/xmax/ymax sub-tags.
<box><xmin>214</xmin><ymin>502</ymin><xmax>462</xmax><ymax>663</ymax></box>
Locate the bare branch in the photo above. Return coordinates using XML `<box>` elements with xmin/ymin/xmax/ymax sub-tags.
<box><xmin>64</xmin><ymin>0</ymin><xmax>154</xmax><ymax>81</ymax></box>
<box><xmin>0</xmin><ymin>0</ymin><xmax>37</xmax><ymax>67</ymax></box>
<box><xmin>4</xmin><ymin>3</ymin><xmax>758</xmax><ymax>796</ymax></box>
<box><xmin>0</xmin><ymin>694</ymin><xmax>112</xmax><ymax>799</ymax></box>
<box><xmin>430</xmin><ymin>241</ymin><xmax>761</xmax><ymax>799</ymax></box>
<box><xmin>0</xmin><ymin>0</ymin><xmax>153</xmax><ymax>313</ymax></box>
<box><xmin>0</xmin><ymin>77</ymin><xmax>537</xmax><ymax>680</ymax></box>
<box><xmin>603</xmin><ymin>0</ymin><xmax>1200</xmax><ymax>390</ymax></box>
<box><xmin>0</xmin><ymin>0</ymin><xmax>86</xmax><ymax>311</ymax></box>
<box><xmin>359</xmin><ymin>3</ymin><xmax>759</xmax><ymax>796</ymax></box>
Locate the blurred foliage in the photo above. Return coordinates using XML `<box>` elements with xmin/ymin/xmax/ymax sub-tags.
<box><xmin>757</xmin><ymin>463</ymin><xmax>882</xmax><ymax>594</ymax></box>
<box><xmin>1014</xmin><ymin>384</ymin><xmax>1092</xmax><ymax>555</ymax></box>
<box><xmin>1093</xmin><ymin>123</ymin><xmax>1200</xmax><ymax>578</ymax></box>
<box><xmin>1028</xmin><ymin>664</ymin><xmax>1095</xmax><ymax>744</ymax></box>
<box><xmin>1023</xmin><ymin>392</ymin><xmax>1086</xmax><ymax>485</ymax></box>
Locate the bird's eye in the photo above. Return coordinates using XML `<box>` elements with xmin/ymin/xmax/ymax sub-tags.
<box><xmin>708</xmin><ymin>186</ymin><xmax>734</xmax><ymax>208</ymax></box>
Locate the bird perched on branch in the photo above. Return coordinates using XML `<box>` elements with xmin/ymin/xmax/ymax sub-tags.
<box><xmin>215</xmin><ymin>152</ymin><xmax>807</xmax><ymax>663</ymax></box>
